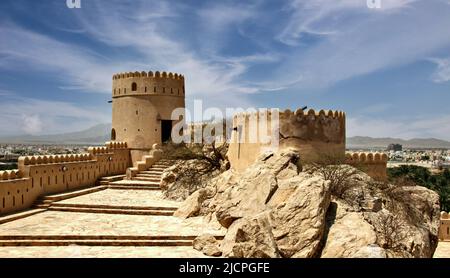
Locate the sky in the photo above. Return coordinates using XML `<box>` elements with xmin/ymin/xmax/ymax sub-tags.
<box><xmin>0</xmin><ymin>0</ymin><xmax>450</xmax><ymax>140</ymax></box>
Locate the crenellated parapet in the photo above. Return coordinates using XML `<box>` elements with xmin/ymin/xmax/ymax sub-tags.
<box><xmin>346</xmin><ymin>152</ymin><xmax>388</xmax><ymax>181</ymax></box>
<box><xmin>278</xmin><ymin>108</ymin><xmax>345</xmax><ymax>144</ymax></box>
<box><xmin>19</xmin><ymin>154</ymin><xmax>94</xmax><ymax>166</ymax></box>
<box><xmin>113</xmin><ymin>71</ymin><xmax>184</xmax><ymax>81</ymax></box>
<box><xmin>0</xmin><ymin>170</ymin><xmax>23</xmax><ymax>181</ymax></box>
<box><xmin>345</xmin><ymin>152</ymin><xmax>388</xmax><ymax>164</ymax></box>
<box><xmin>439</xmin><ymin>211</ymin><xmax>450</xmax><ymax>241</ymax></box>
<box><xmin>112</xmin><ymin>70</ymin><xmax>185</xmax><ymax>98</ymax></box>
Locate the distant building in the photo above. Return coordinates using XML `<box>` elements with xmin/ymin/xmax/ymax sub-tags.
<box><xmin>387</xmin><ymin>143</ymin><xmax>403</xmax><ymax>152</ymax></box>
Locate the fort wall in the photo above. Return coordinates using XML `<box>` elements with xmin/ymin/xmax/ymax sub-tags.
<box><xmin>440</xmin><ymin>211</ymin><xmax>450</xmax><ymax>241</ymax></box>
<box><xmin>346</xmin><ymin>152</ymin><xmax>388</xmax><ymax>181</ymax></box>
<box><xmin>0</xmin><ymin>142</ymin><xmax>131</xmax><ymax>216</ymax></box>
<box><xmin>227</xmin><ymin>108</ymin><xmax>346</xmax><ymax>172</ymax></box>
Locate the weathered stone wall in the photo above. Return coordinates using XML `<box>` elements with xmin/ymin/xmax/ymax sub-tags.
<box><xmin>112</xmin><ymin>71</ymin><xmax>185</xmax><ymax>164</ymax></box>
<box><xmin>0</xmin><ymin>141</ymin><xmax>131</xmax><ymax>216</ymax></box>
<box><xmin>440</xmin><ymin>212</ymin><xmax>450</xmax><ymax>241</ymax></box>
<box><xmin>227</xmin><ymin>108</ymin><xmax>346</xmax><ymax>172</ymax></box>
<box><xmin>346</xmin><ymin>152</ymin><xmax>388</xmax><ymax>181</ymax></box>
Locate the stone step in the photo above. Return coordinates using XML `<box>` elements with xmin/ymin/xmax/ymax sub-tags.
<box><xmin>50</xmin><ymin>203</ymin><xmax>178</xmax><ymax>211</ymax></box>
<box><xmin>143</xmin><ymin>171</ymin><xmax>164</xmax><ymax>176</ymax></box>
<box><xmin>46</xmin><ymin>207</ymin><xmax>174</xmax><ymax>216</ymax></box>
<box><xmin>0</xmin><ymin>239</ymin><xmax>192</xmax><ymax>247</ymax></box>
<box><xmin>149</xmin><ymin>167</ymin><xmax>168</xmax><ymax>171</ymax></box>
<box><xmin>0</xmin><ymin>235</ymin><xmax>224</xmax><ymax>247</ymax></box>
<box><xmin>108</xmin><ymin>185</ymin><xmax>161</xmax><ymax>191</ymax></box>
<box><xmin>0</xmin><ymin>209</ymin><xmax>47</xmax><ymax>225</ymax></box>
<box><xmin>38</xmin><ymin>186</ymin><xmax>107</xmax><ymax>203</ymax></box>
<box><xmin>135</xmin><ymin>174</ymin><xmax>161</xmax><ymax>179</ymax></box>
<box><xmin>99</xmin><ymin>174</ymin><xmax>126</xmax><ymax>182</ymax></box>
<box><xmin>0</xmin><ymin>235</ymin><xmax>207</xmax><ymax>240</ymax></box>
<box><xmin>110</xmin><ymin>180</ymin><xmax>159</xmax><ymax>186</ymax></box>
<box><xmin>139</xmin><ymin>171</ymin><xmax>162</xmax><ymax>176</ymax></box>
<box><xmin>133</xmin><ymin>177</ymin><xmax>161</xmax><ymax>182</ymax></box>
<box><xmin>34</xmin><ymin>204</ymin><xmax>51</xmax><ymax>209</ymax></box>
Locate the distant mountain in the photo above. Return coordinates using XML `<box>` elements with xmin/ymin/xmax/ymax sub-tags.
<box><xmin>1</xmin><ymin>124</ymin><xmax>450</xmax><ymax>149</ymax></box>
<box><xmin>347</xmin><ymin>136</ymin><xmax>450</xmax><ymax>149</ymax></box>
<box><xmin>0</xmin><ymin>124</ymin><xmax>111</xmax><ymax>145</ymax></box>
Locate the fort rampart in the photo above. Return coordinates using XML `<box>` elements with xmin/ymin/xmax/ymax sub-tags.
<box><xmin>227</xmin><ymin>108</ymin><xmax>346</xmax><ymax>172</ymax></box>
<box><xmin>346</xmin><ymin>152</ymin><xmax>388</xmax><ymax>181</ymax></box>
<box><xmin>440</xmin><ymin>211</ymin><xmax>450</xmax><ymax>241</ymax></box>
<box><xmin>0</xmin><ymin>141</ymin><xmax>130</xmax><ymax>216</ymax></box>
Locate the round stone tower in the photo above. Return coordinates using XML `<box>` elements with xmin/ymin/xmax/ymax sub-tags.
<box><xmin>111</xmin><ymin>71</ymin><xmax>185</xmax><ymax>164</ymax></box>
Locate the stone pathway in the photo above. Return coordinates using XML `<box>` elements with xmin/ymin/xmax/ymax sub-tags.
<box><xmin>434</xmin><ymin>241</ymin><xmax>450</xmax><ymax>258</ymax></box>
<box><xmin>0</xmin><ymin>160</ymin><xmax>225</xmax><ymax>258</ymax></box>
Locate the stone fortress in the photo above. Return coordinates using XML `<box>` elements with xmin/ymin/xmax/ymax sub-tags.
<box><xmin>0</xmin><ymin>70</ymin><xmax>448</xmax><ymax>244</ymax></box>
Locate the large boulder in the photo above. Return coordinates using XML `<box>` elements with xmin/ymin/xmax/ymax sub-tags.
<box><xmin>214</xmin><ymin>151</ymin><xmax>300</xmax><ymax>228</ymax></box>
<box><xmin>220</xmin><ymin>212</ymin><xmax>280</xmax><ymax>258</ymax></box>
<box><xmin>321</xmin><ymin>201</ymin><xmax>381</xmax><ymax>258</ymax></box>
<box><xmin>173</xmin><ymin>188</ymin><xmax>214</xmax><ymax>219</ymax></box>
<box><xmin>193</xmin><ymin>234</ymin><xmax>222</xmax><ymax>257</ymax></box>
<box><xmin>271</xmin><ymin>174</ymin><xmax>331</xmax><ymax>258</ymax></box>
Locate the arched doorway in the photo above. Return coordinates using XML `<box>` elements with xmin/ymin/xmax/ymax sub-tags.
<box><xmin>111</xmin><ymin>128</ymin><xmax>116</xmax><ymax>140</ymax></box>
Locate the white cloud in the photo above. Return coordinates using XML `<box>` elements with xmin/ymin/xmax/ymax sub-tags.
<box><xmin>270</xmin><ymin>0</ymin><xmax>450</xmax><ymax>90</ymax></box>
<box><xmin>429</xmin><ymin>57</ymin><xmax>450</xmax><ymax>83</ymax></box>
<box><xmin>21</xmin><ymin>114</ymin><xmax>43</xmax><ymax>135</ymax></box>
<box><xmin>0</xmin><ymin>95</ymin><xmax>109</xmax><ymax>136</ymax></box>
<box><xmin>0</xmin><ymin>24</ymin><xmax>118</xmax><ymax>93</ymax></box>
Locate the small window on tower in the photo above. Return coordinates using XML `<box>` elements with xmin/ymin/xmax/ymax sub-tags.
<box><xmin>132</xmin><ymin>82</ymin><xmax>137</xmax><ymax>91</ymax></box>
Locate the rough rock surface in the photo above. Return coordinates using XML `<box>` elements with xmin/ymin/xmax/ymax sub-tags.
<box><xmin>321</xmin><ymin>203</ymin><xmax>379</xmax><ymax>258</ymax></box>
<box><xmin>173</xmin><ymin>188</ymin><xmax>211</xmax><ymax>219</ymax></box>
<box><xmin>193</xmin><ymin>234</ymin><xmax>222</xmax><ymax>257</ymax></box>
<box><xmin>173</xmin><ymin>150</ymin><xmax>441</xmax><ymax>258</ymax></box>
<box><xmin>220</xmin><ymin>212</ymin><xmax>280</xmax><ymax>258</ymax></box>
<box><xmin>271</xmin><ymin>175</ymin><xmax>331</xmax><ymax>258</ymax></box>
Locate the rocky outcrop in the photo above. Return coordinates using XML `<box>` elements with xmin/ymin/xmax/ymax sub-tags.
<box><xmin>271</xmin><ymin>175</ymin><xmax>331</xmax><ymax>258</ymax></box>
<box><xmin>193</xmin><ymin>234</ymin><xmax>222</xmax><ymax>257</ymax></box>
<box><xmin>173</xmin><ymin>149</ymin><xmax>441</xmax><ymax>258</ymax></box>
<box><xmin>221</xmin><ymin>212</ymin><xmax>280</xmax><ymax>258</ymax></box>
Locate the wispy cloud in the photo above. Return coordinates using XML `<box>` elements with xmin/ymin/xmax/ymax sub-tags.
<box><xmin>429</xmin><ymin>57</ymin><xmax>450</xmax><ymax>83</ymax></box>
<box><xmin>0</xmin><ymin>94</ymin><xmax>109</xmax><ymax>136</ymax></box>
<box><xmin>0</xmin><ymin>24</ymin><xmax>117</xmax><ymax>93</ymax></box>
<box><xmin>271</xmin><ymin>0</ymin><xmax>450</xmax><ymax>90</ymax></box>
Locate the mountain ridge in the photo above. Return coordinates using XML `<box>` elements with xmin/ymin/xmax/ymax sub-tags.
<box><xmin>1</xmin><ymin>124</ymin><xmax>449</xmax><ymax>149</ymax></box>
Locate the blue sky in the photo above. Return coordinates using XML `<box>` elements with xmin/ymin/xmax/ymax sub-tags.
<box><xmin>1</xmin><ymin>0</ymin><xmax>450</xmax><ymax>139</ymax></box>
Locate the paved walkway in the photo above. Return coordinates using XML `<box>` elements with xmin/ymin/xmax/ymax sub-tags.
<box><xmin>0</xmin><ymin>161</ymin><xmax>225</xmax><ymax>258</ymax></box>
<box><xmin>434</xmin><ymin>241</ymin><xmax>450</xmax><ymax>258</ymax></box>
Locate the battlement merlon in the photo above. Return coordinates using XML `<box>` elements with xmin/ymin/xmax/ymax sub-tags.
<box><xmin>113</xmin><ymin>71</ymin><xmax>185</xmax><ymax>81</ymax></box>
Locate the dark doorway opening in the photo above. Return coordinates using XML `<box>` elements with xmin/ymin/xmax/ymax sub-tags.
<box><xmin>111</xmin><ymin>128</ymin><xmax>116</xmax><ymax>140</ymax></box>
<box><xmin>161</xmin><ymin>120</ymin><xmax>172</xmax><ymax>143</ymax></box>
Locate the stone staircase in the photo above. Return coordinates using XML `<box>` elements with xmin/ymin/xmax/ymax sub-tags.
<box><xmin>107</xmin><ymin>159</ymin><xmax>175</xmax><ymax>190</ymax></box>
<box><xmin>132</xmin><ymin>159</ymin><xmax>175</xmax><ymax>183</ymax></box>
